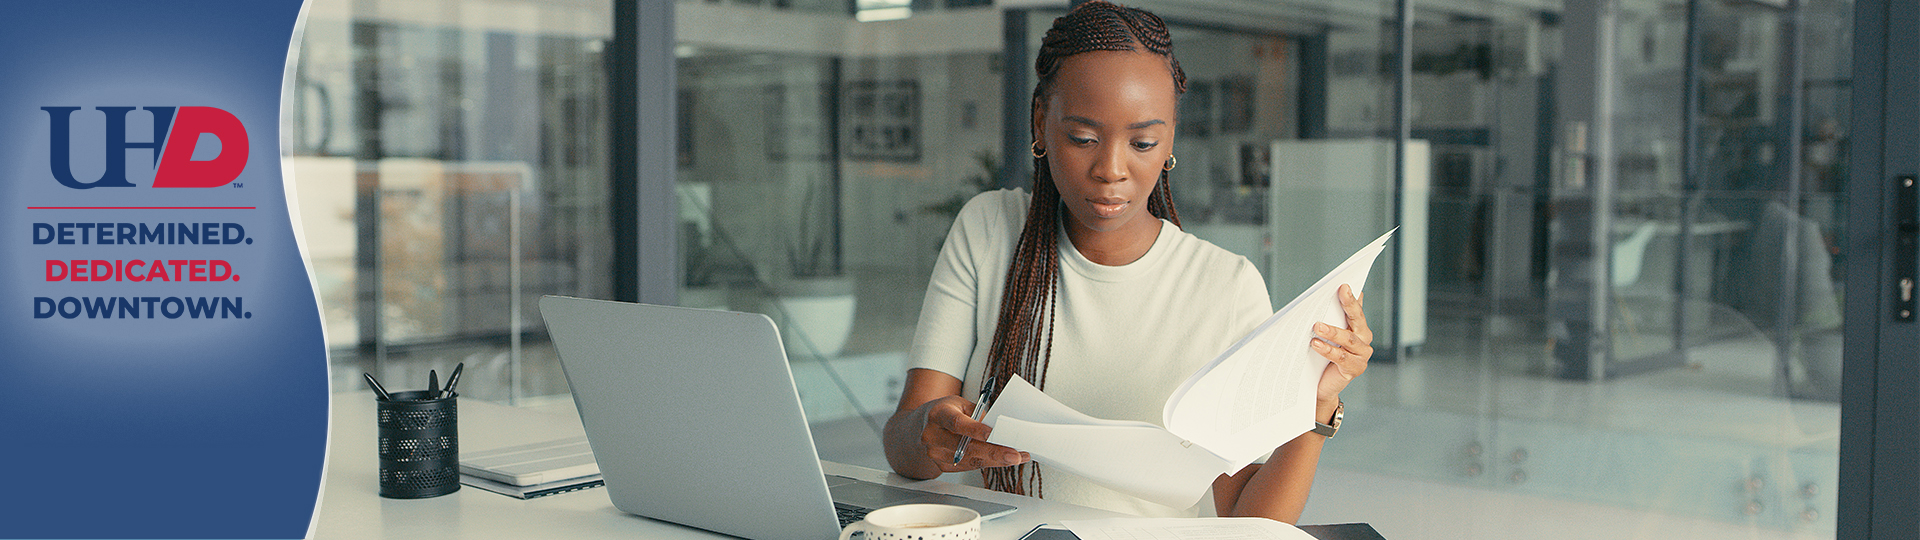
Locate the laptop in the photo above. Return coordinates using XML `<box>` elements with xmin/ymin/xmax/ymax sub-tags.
<box><xmin>537</xmin><ymin>296</ymin><xmax>1017</xmax><ymax>540</ymax></box>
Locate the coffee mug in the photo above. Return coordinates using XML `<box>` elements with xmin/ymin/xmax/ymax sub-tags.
<box><xmin>838</xmin><ymin>503</ymin><xmax>981</xmax><ymax>540</ymax></box>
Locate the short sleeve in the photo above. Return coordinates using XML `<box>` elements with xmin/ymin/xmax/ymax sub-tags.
<box><xmin>1230</xmin><ymin>256</ymin><xmax>1273</xmax><ymax>337</ymax></box>
<box><xmin>906</xmin><ymin>190</ymin><xmax>1023</xmax><ymax>379</ymax></box>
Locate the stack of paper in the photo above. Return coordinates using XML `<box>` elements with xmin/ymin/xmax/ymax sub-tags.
<box><xmin>983</xmin><ymin>230</ymin><xmax>1394</xmax><ymax>508</ymax></box>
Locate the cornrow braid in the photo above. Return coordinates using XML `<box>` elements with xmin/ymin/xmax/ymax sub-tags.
<box><xmin>1031</xmin><ymin>1</ymin><xmax>1187</xmax><ymax>101</ymax></box>
<box><xmin>980</xmin><ymin>0</ymin><xmax>1185</xmax><ymax>497</ymax></box>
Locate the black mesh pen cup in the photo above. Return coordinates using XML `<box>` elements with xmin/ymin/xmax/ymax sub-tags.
<box><xmin>376</xmin><ymin>391</ymin><xmax>460</xmax><ymax>499</ymax></box>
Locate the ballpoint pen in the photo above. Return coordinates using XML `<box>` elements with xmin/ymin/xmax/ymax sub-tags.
<box><xmin>952</xmin><ymin>377</ymin><xmax>996</xmax><ymax>466</ymax></box>
<box><xmin>363</xmin><ymin>373</ymin><xmax>393</xmax><ymax>401</ymax></box>
<box><xmin>441</xmin><ymin>362</ymin><xmax>465</xmax><ymax>399</ymax></box>
<box><xmin>427</xmin><ymin>369</ymin><xmax>439</xmax><ymax>399</ymax></box>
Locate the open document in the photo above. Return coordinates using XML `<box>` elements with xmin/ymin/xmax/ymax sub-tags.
<box><xmin>983</xmin><ymin>229</ymin><xmax>1394</xmax><ymax>509</ymax></box>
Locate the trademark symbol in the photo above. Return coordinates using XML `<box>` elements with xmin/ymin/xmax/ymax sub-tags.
<box><xmin>232</xmin><ymin>182</ymin><xmax>244</xmax><ymax>188</ymax></box>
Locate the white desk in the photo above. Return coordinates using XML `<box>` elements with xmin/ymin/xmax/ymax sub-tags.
<box><xmin>314</xmin><ymin>393</ymin><xmax>1124</xmax><ymax>539</ymax></box>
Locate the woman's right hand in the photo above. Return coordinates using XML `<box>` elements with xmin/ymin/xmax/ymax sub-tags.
<box><xmin>912</xmin><ymin>395</ymin><xmax>1030</xmax><ymax>472</ymax></box>
<box><xmin>884</xmin><ymin>368</ymin><xmax>1030</xmax><ymax>479</ymax></box>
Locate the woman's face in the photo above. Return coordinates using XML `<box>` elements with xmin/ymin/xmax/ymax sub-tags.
<box><xmin>1036</xmin><ymin>49</ymin><xmax>1178</xmax><ymax>242</ymax></box>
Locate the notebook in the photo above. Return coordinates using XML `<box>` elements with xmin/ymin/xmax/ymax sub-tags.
<box><xmin>458</xmin><ymin>435</ymin><xmax>604</xmax><ymax>499</ymax></box>
<box><xmin>460</xmin><ymin>435</ymin><xmax>599</xmax><ymax>486</ymax></box>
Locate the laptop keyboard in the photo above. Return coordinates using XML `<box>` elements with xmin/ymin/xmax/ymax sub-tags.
<box><xmin>834</xmin><ymin>502</ymin><xmax>871</xmax><ymax>527</ymax></box>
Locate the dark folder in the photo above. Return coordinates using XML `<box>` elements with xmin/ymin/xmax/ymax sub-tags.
<box><xmin>1021</xmin><ymin>522</ymin><xmax>1386</xmax><ymax>540</ymax></box>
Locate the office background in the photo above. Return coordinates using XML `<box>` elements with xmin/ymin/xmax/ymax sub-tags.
<box><xmin>281</xmin><ymin>0</ymin><xmax>1919</xmax><ymax>538</ymax></box>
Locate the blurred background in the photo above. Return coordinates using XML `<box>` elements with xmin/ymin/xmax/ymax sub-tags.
<box><xmin>284</xmin><ymin>0</ymin><xmax>1862</xmax><ymax>537</ymax></box>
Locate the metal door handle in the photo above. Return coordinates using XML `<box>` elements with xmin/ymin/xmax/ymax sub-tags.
<box><xmin>1897</xmin><ymin>176</ymin><xmax>1916</xmax><ymax>321</ymax></box>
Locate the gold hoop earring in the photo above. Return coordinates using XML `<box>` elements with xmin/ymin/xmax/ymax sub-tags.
<box><xmin>1163</xmin><ymin>154</ymin><xmax>1177</xmax><ymax>171</ymax></box>
<box><xmin>1031</xmin><ymin>141</ymin><xmax>1047</xmax><ymax>159</ymax></box>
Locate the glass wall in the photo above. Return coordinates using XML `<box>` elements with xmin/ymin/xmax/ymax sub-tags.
<box><xmin>287</xmin><ymin>0</ymin><xmax>615</xmax><ymax>403</ymax></box>
<box><xmin>673</xmin><ymin>2</ymin><xmax>1010</xmax><ymax>448</ymax></box>
<box><xmin>289</xmin><ymin>0</ymin><xmax>1854</xmax><ymax>536</ymax></box>
<box><xmin>674</xmin><ymin>0</ymin><xmax>1847</xmax><ymax>538</ymax></box>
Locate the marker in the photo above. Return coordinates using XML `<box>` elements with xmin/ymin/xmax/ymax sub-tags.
<box><xmin>363</xmin><ymin>373</ymin><xmax>392</xmax><ymax>401</ymax></box>
<box><xmin>427</xmin><ymin>369</ymin><xmax>439</xmax><ymax>399</ymax></box>
<box><xmin>441</xmin><ymin>363</ymin><xmax>465</xmax><ymax>399</ymax></box>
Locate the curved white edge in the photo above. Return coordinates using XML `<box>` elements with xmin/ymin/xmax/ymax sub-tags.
<box><xmin>277</xmin><ymin>1</ymin><xmax>331</xmax><ymax>538</ymax></box>
<box><xmin>1162</xmin><ymin>228</ymin><xmax>1395</xmax><ymax>436</ymax></box>
<box><xmin>993</xmin><ymin>417</ymin><xmax>1226</xmax><ymax>510</ymax></box>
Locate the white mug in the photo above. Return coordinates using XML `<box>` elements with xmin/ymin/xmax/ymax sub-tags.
<box><xmin>838</xmin><ymin>503</ymin><xmax>981</xmax><ymax>540</ymax></box>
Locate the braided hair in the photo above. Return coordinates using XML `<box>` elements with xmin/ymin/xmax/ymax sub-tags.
<box><xmin>980</xmin><ymin>0</ymin><xmax>1186</xmax><ymax>496</ymax></box>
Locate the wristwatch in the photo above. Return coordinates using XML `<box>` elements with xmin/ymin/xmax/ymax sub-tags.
<box><xmin>1311</xmin><ymin>401</ymin><xmax>1344</xmax><ymax>438</ymax></box>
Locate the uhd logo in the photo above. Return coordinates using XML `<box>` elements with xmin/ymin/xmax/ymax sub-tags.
<box><xmin>43</xmin><ymin>106</ymin><xmax>249</xmax><ymax>189</ymax></box>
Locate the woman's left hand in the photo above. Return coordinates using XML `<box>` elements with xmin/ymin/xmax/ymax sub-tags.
<box><xmin>1310</xmin><ymin>284</ymin><xmax>1373</xmax><ymax>406</ymax></box>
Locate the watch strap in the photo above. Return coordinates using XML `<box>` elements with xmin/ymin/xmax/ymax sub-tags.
<box><xmin>1311</xmin><ymin>401</ymin><xmax>1344</xmax><ymax>438</ymax></box>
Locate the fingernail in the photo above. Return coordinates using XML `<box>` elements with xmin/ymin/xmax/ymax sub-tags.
<box><xmin>1315</xmin><ymin>322</ymin><xmax>1329</xmax><ymax>332</ymax></box>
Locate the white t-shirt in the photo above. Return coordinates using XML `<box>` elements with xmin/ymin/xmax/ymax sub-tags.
<box><xmin>907</xmin><ymin>189</ymin><xmax>1273</xmax><ymax>517</ymax></box>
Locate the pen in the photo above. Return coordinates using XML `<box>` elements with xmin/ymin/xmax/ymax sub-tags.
<box><xmin>363</xmin><ymin>373</ymin><xmax>392</xmax><ymax>401</ymax></box>
<box><xmin>441</xmin><ymin>362</ymin><xmax>464</xmax><ymax>399</ymax></box>
<box><xmin>952</xmin><ymin>378</ymin><xmax>996</xmax><ymax>466</ymax></box>
<box><xmin>427</xmin><ymin>369</ymin><xmax>439</xmax><ymax>399</ymax></box>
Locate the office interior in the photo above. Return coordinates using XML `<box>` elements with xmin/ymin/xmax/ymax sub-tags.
<box><xmin>285</xmin><ymin>0</ymin><xmax>1870</xmax><ymax>537</ymax></box>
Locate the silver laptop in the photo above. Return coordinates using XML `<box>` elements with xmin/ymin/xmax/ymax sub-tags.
<box><xmin>537</xmin><ymin>296</ymin><xmax>1016</xmax><ymax>540</ymax></box>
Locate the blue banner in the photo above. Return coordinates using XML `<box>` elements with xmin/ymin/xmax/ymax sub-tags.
<box><xmin>0</xmin><ymin>1</ymin><xmax>325</xmax><ymax>538</ymax></box>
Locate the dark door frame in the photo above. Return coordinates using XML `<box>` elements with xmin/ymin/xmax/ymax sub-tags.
<box><xmin>612</xmin><ymin>0</ymin><xmax>679</xmax><ymax>306</ymax></box>
<box><xmin>1840</xmin><ymin>0</ymin><xmax>1920</xmax><ymax>538</ymax></box>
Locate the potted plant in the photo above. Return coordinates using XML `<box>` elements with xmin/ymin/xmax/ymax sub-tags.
<box><xmin>773</xmin><ymin>175</ymin><xmax>856</xmax><ymax>359</ymax></box>
<box><xmin>920</xmin><ymin>150</ymin><xmax>998</xmax><ymax>223</ymax></box>
<box><xmin>678</xmin><ymin>182</ymin><xmax>731</xmax><ymax>310</ymax></box>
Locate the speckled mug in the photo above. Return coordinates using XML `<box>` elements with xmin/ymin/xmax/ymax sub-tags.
<box><xmin>837</xmin><ymin>503</ymin><xmax>981</xmax><ymax>540</ymax></box>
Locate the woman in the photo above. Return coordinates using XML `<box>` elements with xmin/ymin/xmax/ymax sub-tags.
<box><xmin>882</xmin><ymin>0</ymin><xmax>1373</xmax><ymax>522</ymax></box>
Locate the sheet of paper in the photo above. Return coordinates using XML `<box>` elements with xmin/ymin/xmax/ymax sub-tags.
<box><xmin>974</xmin><ymin>231</ymin><xmax>1394</xmax><ymax>510</ymax></box>
<box><xmin>984</xmin><ymin>374</ymin><xmax>1162</xmax><ymax>430</ymax></box>
<box><xmin>1060</xmin><ymin>518</ymin><xmax>1315</xmax><ymax>540</ymax></box>
<box><xmin>1163</xmin><ymin>229</ymin><xmax>1393</xmax><ymax>463</ymax></box>
<box><xmin>984</xmin><ymin>376</ymin><xmax>1232</xmax><ymax>508</ymax></box>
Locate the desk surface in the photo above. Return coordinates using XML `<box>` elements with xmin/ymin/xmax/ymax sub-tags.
<box><xmin>314</xmin><ymin>394</ymin><xmax>1125</xmax><ymax>539</ymax></box>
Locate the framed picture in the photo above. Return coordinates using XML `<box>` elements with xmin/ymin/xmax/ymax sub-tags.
<box><xmin>1219</xmin><ymin>76</ymin><xmax>1254</xmax><ymax>134</ymax></box>
<box><xmin>845</xmin><ymin>80</ymin><xmax>920</xmax><ymax>162</ymax></box>
<box><xmin>1239</xmin><ymin>142</ymin><xmax>1270</xmax><ymax>187</ymax></box>
<box><xmin>1180</xmin><ymin>81</ymin><xmax>1213</xmax><ymax>137</ymax></box>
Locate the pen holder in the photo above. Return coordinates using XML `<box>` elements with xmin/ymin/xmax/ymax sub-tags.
<box><xmin>376</xmin><ymin>391</ymin><xmax>460</xmax><ymax>499</ymax></box>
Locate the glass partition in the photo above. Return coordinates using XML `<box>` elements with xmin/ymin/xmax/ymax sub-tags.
<box><xmin>1295</xmin><ymin>0</ymin><xmax>1846</xmax><ymax>537</ymax></box>
<box><xmin>286</xmin><ymin>0</ymin><xmax>615</xmax><ymax>404</ymax></box>
<box><xmin>671</xmin><ymin>0</ymin><xmax>1848</xmax><ymax>537</ymax></box>
<box><xmin>292</xmin><ymin>0</ymin><xmax>1854</xmax><ymax>536</ymax></box>
<box><xmin>674</xmin><ymin>1</ymin><xmax>1011</xmax><ymax>458</ymax></box>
